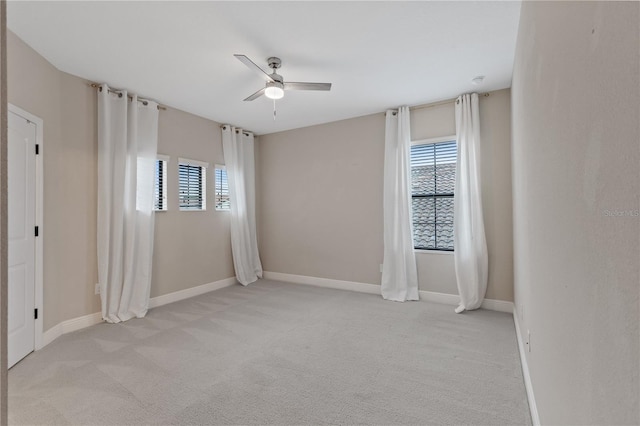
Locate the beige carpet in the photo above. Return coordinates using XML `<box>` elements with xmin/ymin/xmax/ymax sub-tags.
<box><xmin>9</xmin><ymin>279</ymin><xmax>531</xmax><ymax>425</ymax></box>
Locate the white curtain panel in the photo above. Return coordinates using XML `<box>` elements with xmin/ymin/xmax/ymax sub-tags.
<box><xmin>453</xmin><ymin>93</ymin><xmax>488</xmax><ymax>313</ymax></box>
<box><xmin>222</xmin><ymin>125</ymin><xmax>263</xmax><ymax>285</ymax></box>
<box><xmin>381</xmin><ymin>107</ymin><xmax>420</xmax><ymax>302</ymax></box>
<box><xmin>97</xmin><ymin>85</ymin><xmax>159</xmax><ymax>323</ymax></box>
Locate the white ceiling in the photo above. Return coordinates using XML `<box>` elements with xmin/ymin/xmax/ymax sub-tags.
<box><xmin>7</xmin><ymin>1</ymin><xmax>521</xmax><ymax>135</ymax></box>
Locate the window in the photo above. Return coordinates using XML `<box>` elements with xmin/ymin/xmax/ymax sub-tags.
<box><xmin>178</xmin><ymin>158</ymin><xmax>208</xmax><ymax>211</ymax></box>
<box><xmin>411</xmin><ymin>139</ymin><xmax>457</xmax><ymax>251</ymax></box>
<box><xmin>215</xmin><ymin>165</ymin><xmax>230</xmax><ymax>211</ymax></box>
<box><xmin>154</xmin><ymin>155</ymin><xmax>169</xmax><ymax>211</ymax></box>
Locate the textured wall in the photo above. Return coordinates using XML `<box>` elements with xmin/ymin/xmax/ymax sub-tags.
<box><xmin>511</xmin><ymin>2</ymin><xmax>639</xmax><ymax>423</ymax></box>
<box><xmin>257</xmin><ymin>89</ymin><xmax>514</xmax><ymax>301</ymax></box>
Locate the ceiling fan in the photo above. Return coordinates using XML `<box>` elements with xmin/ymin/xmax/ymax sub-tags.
<box><xmin>234</xmin><ymin>54</ymin><xmax>332</xmax><ymax>101</ymax></box>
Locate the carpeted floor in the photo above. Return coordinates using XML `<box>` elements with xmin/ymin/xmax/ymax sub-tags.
<box><xmin>9</xmin><ymin>279</ymin><xmax>531</xmax><ymax>425</ymax></box>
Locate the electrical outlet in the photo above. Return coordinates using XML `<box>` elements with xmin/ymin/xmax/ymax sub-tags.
<box><xmin>95</xmin><ymin>283</ymin><xmax>100</xmax><ymax>295</ymax></box>
<box><xmin>379</xmin><ymin>264</ymin><xmax>384</xmax><ymax>273</ymax></box>
<box><xmin>527</xmin><ymin>329</ymin><xmax>531</xmax><ymax>353</ymax></box>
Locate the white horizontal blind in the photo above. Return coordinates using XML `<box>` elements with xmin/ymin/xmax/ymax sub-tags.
<box><xmin>154</xmin><ymin>158</ymin><xmax>168</xmax><ymax>211</ymax></box>
<box><xmin>411</xmin><ymin>140</ymin><xmax>457</xmax><ymax>250</ymax></box>
<box><xmin>178</xmin><ymin>158</ymin><xmax>207</xmax><ymax>210</ymax></box>
<box><xmin>215</xmin><ymin>165</ymin><xmax>230</xmax><ymax>211</ymax></box>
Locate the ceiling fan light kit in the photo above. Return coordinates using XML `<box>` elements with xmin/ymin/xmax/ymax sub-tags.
<box><xmin>265</xmin><ymin>81</ymin><xmax>284</xmax><ymax>100</ymax></box>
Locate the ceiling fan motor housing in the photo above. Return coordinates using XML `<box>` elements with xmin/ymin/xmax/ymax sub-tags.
<box><xmin>267</xmin><ymin>57</ymin><xmax>284</xmax><ymax>83</ymax></box>
<box><xmin>267</xmin><ymin>81</ymin><xmax>284</xmax><ymax>90</ymax></box>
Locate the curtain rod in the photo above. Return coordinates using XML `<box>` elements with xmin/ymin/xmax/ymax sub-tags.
<box><xmin>388</xmin><ymin>92</ymin><xmax>491</xmax><ymax>115</ymax></box>
<box><xmin>220</xmin><ymin>124</ymin><xmax>252</xmax><ymax>137</ymax></box>
<box><xmin>88</xmin><ymin>83</ymin><xmax>167</xmax><ymax>110</ymax></box>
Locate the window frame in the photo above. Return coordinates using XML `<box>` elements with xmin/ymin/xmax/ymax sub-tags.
<box><xmin>153</xmin><ymin>154</ymin><xmax>169</xmax><ymax>212</ymax></box>
<box><xmin>410</xmin><ymin>135</ymin><xmax>457</xmax><ymax>253</ymax></box>
<box><xmin>178</xmin><ymin>157</ymin><xmax>208</xmax><ymax>212</ymax></box>
<box><xmin>214</xmin><ymin>164</ymin><xmax>230</xmax><ymax>212</ymax></box>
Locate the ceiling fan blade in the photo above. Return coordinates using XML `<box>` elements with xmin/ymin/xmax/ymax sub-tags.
<box><xmin>243</xmin><ymin>87</ymin><xmax>266</xmax><ymax>101</ymax></box>
<box><xmin>284</xmin><ymin>82</ymin><xmax>332</xmax><ymax>91</ymax></box>
<box><xmin>234</xmin><ymin>54</ymin><xmax>274</xmax><ymax>82</ymax></box>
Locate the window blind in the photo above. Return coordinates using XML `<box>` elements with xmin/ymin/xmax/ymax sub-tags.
<box><xmin>154</xmin><ymin>159</ymin><xmax>166</xmax><ymax>211</ymax></box>
<box><xmin>411</xmin><ymin>140</ymin><xmax>457</xmax><ymax>250</ymax></box>
<box><xmin>179</xmin><ymin>162</ymin><xmax>205</xmax><ymax>210</ymax></box>
<box><xmin>215</xmin><ymin>166</ymin><xmax>230</xmax><ymax>211</ymax></box>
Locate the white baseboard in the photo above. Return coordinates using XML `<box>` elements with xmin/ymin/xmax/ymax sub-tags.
<box><xmin>263</xmin><ymin>271</ymin><xmax>380</xmax><ymax>294</ymax></box>
<box><xmin>418</xmin><ymin>290</ymin><xmax>459</xmax><ymax>305</ymax></box>
<box><xmin>418</xmin><ymin>290</ymin><xmax>513</xmax><ymax>313</ymax></box>
<box><xmin>41</xmin><ymin>323</ymin><xmax>62</xmax><ymax>348</ymax></box>
<box><xmin>41</xmin><ymin>311</ymin><xmax>103</xmax><ymax>348</ymax></box>
<box><xmin>39</xmin><ymin>276</ymin><xmax>238</xmax><ymax>350</ymax></box>
<box><xmin>480</xmin><ymin>297</ymin><xmax>514</xmax><ymax>313</ymax></box>
<box><xmin>263</xmin><ymin>271</ymin><xmax>513</xmax><ymax>313</ymax></box>
<box><xmin>148</xmin><ymin>276</ymin><xmax>238</xmax><ymax>309</ymax></box>
<box><xmin>513</xmin><ymin>306</ymin><xmax>540</xmax><ymax>426</ymax></box>
<box><xmin>61</xmin><ymin>311</ymin><xmax>103</xmax><ymax>334</ymax></box>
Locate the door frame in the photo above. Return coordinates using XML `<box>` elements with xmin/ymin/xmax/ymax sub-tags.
<box><xmin>8</xmin><ymin>104</ymin><xmax>43</xmax><ymax>351</ymax></box>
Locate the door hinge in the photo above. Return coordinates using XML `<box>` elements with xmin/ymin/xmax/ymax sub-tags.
<box><xmin>35</xmin><ymin>144</ymin><xmax>39</xmax><ymax>155</ymax></box>
<box><xmin>35</xmin><ymin>226</ymin><xmax>39</xmax><ymax>237</ymax></box>
<box><xmin>34</xmin><ymin>308</ymin><xmax>38</xmax><ymax>320</ymax></box>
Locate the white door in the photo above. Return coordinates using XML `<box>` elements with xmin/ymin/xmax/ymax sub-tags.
<box><xmin>8</xmin><ymin>110</ymin><xmax>36</xmax><ymax>368</ymax></box>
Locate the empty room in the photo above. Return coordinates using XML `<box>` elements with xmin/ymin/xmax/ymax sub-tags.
<box><xmin>0</xmin><ymin>1</ymin><xmax>638</xmax><ymax>425</ymax></box>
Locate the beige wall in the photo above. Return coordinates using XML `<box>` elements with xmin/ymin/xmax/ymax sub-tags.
<box><xmin>7</xmin><ymin>31</ymin><xmax>234</xmax><ymax>331</ymax></box>
<box><xmin>259</xmin><ymin>113</ymin><xmax>386</xmax><ymax>285</ymax></box>
<box><xmin>511</xmin><ymin>2</ymin><xmax>639</xmax><ymax>424</ymax></box>
<box><xmin>478</xmin><ymin>90</ymin><xmax>513</xmax><ymax>301</ymax></box>
<box><xmin>1</xmin><ymin>1</ymin><xmax>8</xmax><ymax>421</ymax></box>
<box><xmin>58</xmin><ymin>72</ymin><xmax>100</xmax><ymax>323</ymax></box>
<box><xmin>152</xmin><ymin>108</ymin><xmax>234</xmax><ymax>297</ymax></box>
<box><xmin>258</xmin><ymin>88</ymin><xmax>513</xmax><ymax>301</ymax></box>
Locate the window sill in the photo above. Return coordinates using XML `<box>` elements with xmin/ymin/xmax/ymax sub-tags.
<box><xmin>414</xmin><ymin>249</ymin><xmax>454</xmax><ymax>256</ymax></box>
